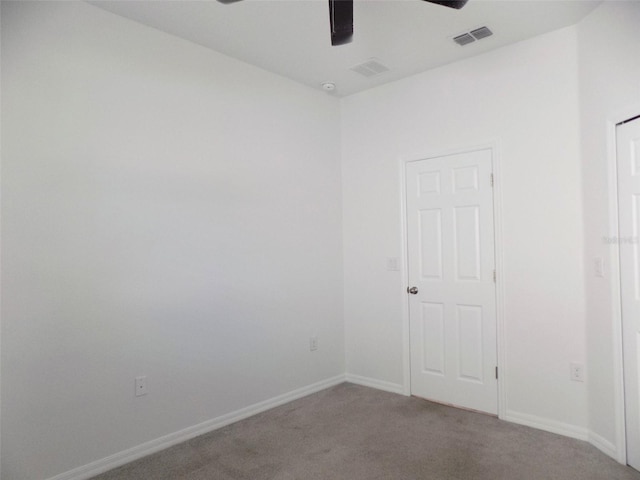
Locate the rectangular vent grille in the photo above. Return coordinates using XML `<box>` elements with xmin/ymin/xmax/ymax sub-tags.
<box><xmin>453</xmin><ymin>33</ymin><xmax>475</xmax><ymax>46</ymax></box>
<box><xmin>470</xmin><ymin>26</ymin><xmax>493</xmax><ymax>40</ymax></box>
<box><xmin>453</xmin><ymin>26</ymin><xmax>493</xmax><ymax>46</ymax></box>
<box><xmin>350</xmin><ymin>59</ymin><xmax>390</xmax><ymax>78</ymax></box>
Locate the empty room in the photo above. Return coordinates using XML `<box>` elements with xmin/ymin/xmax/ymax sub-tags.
<box><xmin>2</xmin><ymin>0</ymin><xmax>640</xmax><ymax>479</ymax></box>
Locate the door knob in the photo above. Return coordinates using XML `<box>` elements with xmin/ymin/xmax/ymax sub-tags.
<box><xmin>407</xmin><ymin>286</ymin><xmax>418</xmax><ymax>294</ymax></box>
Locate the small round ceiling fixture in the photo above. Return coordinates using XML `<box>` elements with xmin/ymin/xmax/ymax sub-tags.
<box><xmin>321</xmin><ymin>82</ymin><xmax>336</xmax><ymax>92</ymax></box>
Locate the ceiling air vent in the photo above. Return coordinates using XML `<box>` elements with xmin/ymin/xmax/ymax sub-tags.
<box><xmin>470</xmin><ymin>26</ymin><xmax>493</xmax><ymax>40</ymax></box>
<box><xmin>453</xmin><ymin>33</ymin><xmax>475</xmax><ymax>46</ymax></box>
<box><xmin>350</xmin><ymin>59</ymin><xmax>390</xmax><ymax>78</ymax></box>
<box><xmin>453</xmin><ymin>26</ymin><xmax>493</xmax><ymax>46</ymax></box>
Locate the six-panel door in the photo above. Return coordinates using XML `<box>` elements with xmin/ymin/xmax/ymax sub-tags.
<box><xmin>406</xmin><ymin>149</ymin><xmax>498</xmax><ymax>414</ymax></box>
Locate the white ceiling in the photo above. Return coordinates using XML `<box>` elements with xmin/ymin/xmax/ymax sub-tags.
<box><xmin>89</xmin><ymin>0</ymin><xmax>601</xmax><ymax>97</ymax></box>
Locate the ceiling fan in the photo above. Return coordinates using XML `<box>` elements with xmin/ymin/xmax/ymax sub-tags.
<box><xmin>218</xmin><ymin>0</ymin><xmax>469</xmax><ymax>46</ymax></box>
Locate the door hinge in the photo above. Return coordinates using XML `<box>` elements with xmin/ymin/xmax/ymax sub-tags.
<box><xmin>495</xmin><ymin>366</ymin><xmax>498</xmax><ymax>379</ymax></box>
<box><xmin>493</xmin><ymin>270</ymin><xmax>496</xmax><ymax>283</ymax></box>
<box><xmin>490</xmin><ymin>173</ymin><xmax>494</xmax><ymax>187</ymax></box>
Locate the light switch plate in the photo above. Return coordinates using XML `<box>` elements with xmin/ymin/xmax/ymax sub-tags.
<box><xmin>386</xmin><ymin>257</ymin><xmax>400</xmax><ymax>271</ymax></box>
<box><xmin>594</xmin><ymin>257</ymin><xmax>604</xmax><ymax>278</ymax></box>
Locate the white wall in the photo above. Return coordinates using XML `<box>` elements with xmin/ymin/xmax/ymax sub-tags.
<box><xmin>578</xmin><ymin>1</ymin><xmax>640</xmax><ymax>459</ymax></box>
<box><xmin>1</xmin><ymin>2</ymin><xmax>344</xmax><ymax>479</ymax></box>
<box><xmin>341</xmin><ymin>27</ymin><xmax>587</xmax><ymax>433</ymax></box>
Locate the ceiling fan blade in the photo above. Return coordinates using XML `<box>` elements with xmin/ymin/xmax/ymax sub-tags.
<box><xmin>421</xmin><ymin>0</ymin><xmax>469</xmax><ymax>9</ymax></box>
<box><xmin>329</xmin><ymin>0</ymin><xmax>353</xmax><ymax>46</ymax></box>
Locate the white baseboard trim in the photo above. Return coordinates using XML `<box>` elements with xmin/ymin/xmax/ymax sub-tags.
<box><xmin>589</xmin><ymin>430</ymin><xmax>624</xmax><ymax>463</ymax></box>
<box><xmin>502</xmin><ymin>410</ymin><xmax>589</xmax><ymax>441</ymax></box>
<box><xmin>345</xmin><ymin>373</ymin><xmax>405</xmax><ymax>395</ymax></box>
<box><xmin>48</xmin><ymin>374</ymin><xmax>347</xmax><ymax>480</ymax></box>
<box><xmin>46</xmin><ymin>376</ymin><xmax>623</xmax><ymax>480</ymax></box>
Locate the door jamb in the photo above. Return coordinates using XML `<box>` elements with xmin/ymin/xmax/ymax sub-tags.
<box><xmin>398</xmin><ymin>141</ymin><xmax>507</xmax><ymax>420</ymax></box>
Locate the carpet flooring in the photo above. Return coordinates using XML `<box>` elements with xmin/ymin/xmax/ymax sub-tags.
<box><xmin>91</xmin><ymin>383</ymin><xmax>640</xmax><ymax>480</ymax></box>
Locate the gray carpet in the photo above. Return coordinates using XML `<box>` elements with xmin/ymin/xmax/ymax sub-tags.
<box><xmin>91</xmin><ymin>383</ymin><xmax>640</xmax><ymax>480</ymax></box>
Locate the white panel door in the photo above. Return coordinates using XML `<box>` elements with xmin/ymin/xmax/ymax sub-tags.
<box><xmin>406</xmin><ymin>149</ymin><xmax>497</xmax><ymax>414</ymax></box>
<box><xmin>618</xmin><ymin>117</ymin><xmax>640</xmax><ymax>471</ymax></box>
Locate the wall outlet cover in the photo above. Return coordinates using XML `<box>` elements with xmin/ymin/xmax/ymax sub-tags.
<box><xmin>569</xmin><ymin>363</ymin><xmax>585</xmax><ymax>382</ymax></box>
<box><xmin>135</xmin><ymin>376</ymin><xmax>148</xmax><ymax>396</ymax></box>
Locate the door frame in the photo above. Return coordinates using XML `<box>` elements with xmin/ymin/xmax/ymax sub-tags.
<box><xmin>606</xmin><ymin>105</ymin><xmax>640</xmax><ymax>464</ymax></box>
<box><xmin>398</xmin><ymin>140</ymin><xmax>507</xmax><ymax>419</ymax></box>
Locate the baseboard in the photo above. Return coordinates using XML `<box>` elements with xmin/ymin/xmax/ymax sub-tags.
<box><xmin>47</xmin><ymin>374</ymin><xmax>347</xmax><ymax>480</ymax></box>
<box><xmin>45</xmin><ymin>376</ymin><xmax>619</xmax><ymax>480</ymax></box>
<box><xmin>345</xmin><ymin>373</ymin><xmax>405</xmax><ymax>395</ymax></box>
<box><xmin>589</xmin><ymin>430</ymin><xmax>624</xmax><ymax>463</ymax></box>
<box><xmin>502</xmin><ymin>410</ymin><xmax>589</xmax><ymax>441</ymax></box>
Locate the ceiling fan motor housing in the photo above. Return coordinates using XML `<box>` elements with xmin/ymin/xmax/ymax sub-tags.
<box><xmin>329</xmin><ymin>0</ymin><xmax>354</xmax><ymax>46</ymax></box>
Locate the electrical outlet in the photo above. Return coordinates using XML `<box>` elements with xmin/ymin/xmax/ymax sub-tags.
<box><xmin>570</xmin><ymin>363</ymin><xmax>585</xmax><ymax>382</ymax></box>
<box><xmin>135</xmin><ymin>376</ymin><xmax>148</xmax><ymax>396</ymax></box>
<box><xmin>309</xmin><ymin>336</ymin><xmax>318</xmax><ymax>352</ymax></box>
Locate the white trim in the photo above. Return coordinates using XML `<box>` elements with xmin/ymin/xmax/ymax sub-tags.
<box><xmin>399</xmin><ymin>160</ymin><xmax>412</xmax><ymax>396</ymax></box>
<box><xmin>0</xmin><ymin>4</ymin><xmax>4</xmax><ymax>472</ymax></box>
<box><xmin>605</xmin><ymin>104</ymin><xmax>640</xmax><ymax>465</ymax></box>
<box><xmin>398</xmin><ymin>140</ymin><xmax>506</xmax><ymax>415</ymax></box>
<box><xmin>490</xmin><ymin>141</ymin><xmax>508</xmax><ymax>421</ymax></box>
<box><xmin>606</xmin><ymin>115</ymin><xmax>626</xmax><ymax>464</ymax></box>
<box><xmin>504</xmin><ymin>410</ymin><xmax>589</xmax><ymax>441</ymax></box>
<box><xmin>590</xmin><ymin>430</ymin><xmax>621</xmax><ymax>461</ymax></box>
<box><xmin>46</xmin><ymin>375</ymin><xmax>346</xmax><ymax>480</ymax></box>
<box><xmin>345</xmin><ymin>373</ymin><xmax>406</xmax><ymax>395</ymax></box>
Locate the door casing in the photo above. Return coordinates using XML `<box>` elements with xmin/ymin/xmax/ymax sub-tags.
<box><xmin>616</xmin><ymin>114</ymin><xmax>640</xmax><ymax>471</ymax></box>
<box><xmin>607</xmin><ymin>105</ymin><xmax>640</xmax><ymax>464</ymax></box>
